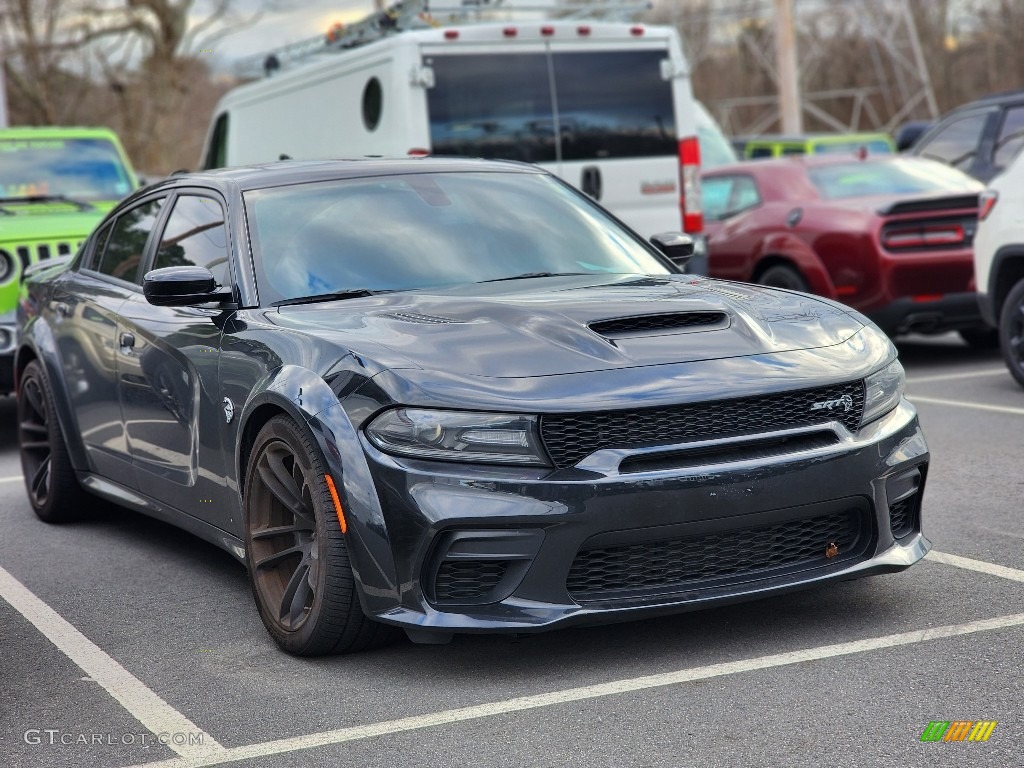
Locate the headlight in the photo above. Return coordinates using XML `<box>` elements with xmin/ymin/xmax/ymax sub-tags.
<box><xmin>365</xmin><ymin>408</ymin><xmax>549</xmax><ymax>466</ymax></box>
<box><xmin>861</xmin><ymin>359</ymin><xmax>905</xmax><ymax>426</ymax></box>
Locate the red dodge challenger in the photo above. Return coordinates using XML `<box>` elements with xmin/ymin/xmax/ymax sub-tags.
<box><xmin>702</xmin><ymin>155</ymin><xmax>994</xmax><ymax>346</ymax></box>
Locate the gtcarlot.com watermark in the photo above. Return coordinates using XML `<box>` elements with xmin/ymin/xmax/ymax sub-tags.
<box><xmin>24</xmin><ymin>729</ymin><xmax>205</xmax><ymax>747</ymax></box>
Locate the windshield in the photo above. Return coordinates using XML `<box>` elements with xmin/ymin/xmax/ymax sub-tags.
<box><xmin>0</xmin><ymin>137</ymin><xmax>134</xmax><ymax>202</ymax></box>
<box><xmin>807</xmin><ymin>159</ymin><xmax>981</xmax><ymax>199</ymax></box>
<box><xmin>244</xmin><ymin>171</ymin><xmax>671</xmax><ymax>305</ymax></box>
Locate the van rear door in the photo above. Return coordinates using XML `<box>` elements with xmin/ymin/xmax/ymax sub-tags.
<box><xmin>422</xmin><ymin>31</ymin><xmax>694</xmax><ymax>240</ymax></box>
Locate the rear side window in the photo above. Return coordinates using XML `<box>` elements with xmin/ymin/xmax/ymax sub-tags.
<box><xmin>915</xmin><ymin>112</ymin><xmax>989</xmax><ymax>169</ymax></box>
<box><xmin>153</xmin><ymin>195</ymin><xmax>230</xmax><ymax>286</ymax></box>
<box><xmin>994</xmin><ymin>106</ymin><xmax>1024</xmax><ymax>170</ymax></box>
<box><xmin>96</xmin><ymin>198</ymin><xmax>166</xmax><ymax>283</ymax></box>
<box><xmin>426</xmin><ymin>50</ymin><xmax>676</xmax><ymax>162</ymax></box>
<box><xmin>703</xmin><ymin>175</ymin><xmax>760</xmax><ymax>220</ymax></box>
<box><xmin>204</xmin><ymin>113</ymin><xmax>229</xmax><ymax>170</ymax></box>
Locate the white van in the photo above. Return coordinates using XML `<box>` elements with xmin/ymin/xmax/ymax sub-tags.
<box><xmin>202</xmin><ymin>19</ymin><xmax>706</xmax><ymax>251</ymax></box>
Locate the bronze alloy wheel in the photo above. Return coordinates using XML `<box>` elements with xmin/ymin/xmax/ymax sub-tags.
<box><xmin>17</xmin><ymin>360</ymin><xmax>91</xmax><ymax>523</ymax></box>
<box><xmin>243</xmin><ymin>414</ymin><xmax>396</xmax><ymax>655</ymax></box>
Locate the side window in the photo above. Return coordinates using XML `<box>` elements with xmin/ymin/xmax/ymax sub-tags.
<box><xmin>204</xmin><ymin>113</ymin><xmax>229</xmax><ymax>170</ymax></box>
<box><xmin>82</xmin><ymin>222</ymin><xmax>113</xmax><ymax>271</ymax></box>
<box><xmin>96</xmin><ymin>198</ymin><xmax>166</xmax><ymax>283</ymax></box>
<box><xmin>994</xmin><ymin>106</ymin><xmax>1024</xmax><ymax>170</ymax></box>
<box><xmin>748</xmin><ymin>146</ymin><xmax>773</xmax><ymax>159</ymax></box>
<box><xmin>916</xmin><ymin>112</ymin><xmax>990</xmax><ymax>169</ymax></box>
<box><xmin>153</xmin><ymin>195</ymin><xmax>230</xmax><ymax>286</ymax></box>
<box><xmin>703</xmin><ymin>175</ymin><xmax>760</xmax><ymax>221</ymax></box>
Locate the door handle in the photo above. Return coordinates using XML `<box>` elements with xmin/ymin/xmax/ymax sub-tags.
<box><xmin>119</xmin><ymin>332</ymin><xmax>136</xmax><ymax>349</ymax></box>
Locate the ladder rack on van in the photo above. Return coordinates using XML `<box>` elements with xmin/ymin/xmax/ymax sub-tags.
<box><xmin>233</xmin><ymin>0</ymin><xmax>653</xmax><ymax>80</ymax></box>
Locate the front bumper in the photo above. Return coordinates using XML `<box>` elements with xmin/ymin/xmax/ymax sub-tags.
<box><xmin>350</xmin><ymin>400</ymin><xmax>930</xmax><ymax>636</ymax></box>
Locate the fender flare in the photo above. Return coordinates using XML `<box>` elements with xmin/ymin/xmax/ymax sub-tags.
<box><xmin>235</xmin><ymin>365</ymin><xmax>401</xmax><ymax>613</ymax></box>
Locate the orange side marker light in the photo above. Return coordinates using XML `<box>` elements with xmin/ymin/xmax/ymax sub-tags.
<box><xmin>324</xmin><ymin>474</ymin><xmax>347</xmax><ymax>534</ymax></box>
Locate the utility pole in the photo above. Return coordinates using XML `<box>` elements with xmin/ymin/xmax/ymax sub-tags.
<box><xmin>0</xmin><ymin>58</ymin><xmax>8</xmax><ymax>128</ymax></box>
<box><xmin>772</xmin><ymin>0</ymin><xmax>802</xmax><ymax>134</ymax></box>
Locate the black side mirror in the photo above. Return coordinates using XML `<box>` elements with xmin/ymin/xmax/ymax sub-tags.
<box><xmin>143</xmin><ymin>266</ymin><xmax>232</xmax><ymax>307</ymax></box>
<box><xmin>650</xmin><ymin>231</ymin><xmax>695</xmax><ymax>267</ymax></box>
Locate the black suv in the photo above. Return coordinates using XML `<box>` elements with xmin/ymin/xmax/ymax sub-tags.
<box><xmin>910</xmin><ymin>90</ymin><xmax>1024</xmax><ymax>182</ymax></box>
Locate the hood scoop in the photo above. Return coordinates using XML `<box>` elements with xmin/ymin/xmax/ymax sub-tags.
<box><xmin>588</xmin><ymin>311</ymin><xmax>729</xmax><ymax>338</ymax></box>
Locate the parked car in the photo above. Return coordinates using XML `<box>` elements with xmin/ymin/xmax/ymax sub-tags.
<box><xmin>909</xmin><ymin>90</ymin><xmax>1024</xmax><ymax>182</ymax></box>
<box><xmin>0</xmin><ymin>126</ymin><xmax>137</xmax><ymax>390</ymax></box>
<box><xmin>17</xmin><ymin>158</ymin><xmax>929</xmax><ymax>656</ymax></box>
<box><xmin>738</xmin><ymin>132</ymin><xmax>895</xmax><ymax>159</ymax></box>
<box><xmin>702</xmin><ymin>155</ymin><xmax>994</xmax><ymax>346</ymax></box>
<box><xmin>973</xmin><ymin>147</ymin><xmax>1024</xmax><ymax>388</ymax></box>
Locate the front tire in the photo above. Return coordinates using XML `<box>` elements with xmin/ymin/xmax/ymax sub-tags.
<box><xmin>17</xmin><ymin>360</ymin><xmax>93</xmax><ymax>523</ymax></box>
<box><xmin>243</xmin><ymin>414</ymin><xmax>395</xmax><ymax>656</ymax></box>
<box><xmin>999</xmin><ymin>279</ymin><xmax>1024</xmax><ymax>389</ymax></box>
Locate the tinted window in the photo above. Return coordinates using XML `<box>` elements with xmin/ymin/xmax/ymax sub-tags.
<box><xmin>426</xmin><ymin>54</ymin><xmax>557</xmax><ymax>162</ymax></box>
<box><xmin>808</xmin><ymin>159</ymin><xmax>980</xmax><ymax>199</ymax></box>
<box><xmin>813</xmin><ymin>139</ymin><xmax>893</xmax><ymax>155</ymax></box>
<box><xmin>83</xmin><ymin>222</ymin><xmax>113</xmax><ymax>271</ymax></box>
<box><xmin>244</xmin><ymin>172</ymin><xmax>669</xmax><ymax>305</ymax></box>
<box><xmin>994</xmin><ymin>106</ymin><xmax>1024</xmax><ymax>170</ymax></box>
<box><xmin>96</xmin><ymin>198</ymin><xmax>166</xmax><ymax>283</ymax></box>
<box><xmin>204</xmin><ymin>113</ymin><xmax>229</xmax><ymax>170</ymax></box>
<box><xmin>426</xmin><ymin>50</ymin><xmax>676</xmax><ymax>162</ymax></box>
<box><xmin>362</xmin><ymin>77</ymin><xmax>383</xmax><ymax>131</ymax></box>
<box><xmin>916</xmin><ymin>112</ymin><xmax>989</xmax><ymax>169</ymax></box>
<box><xmin>0</xmin><ymin>137</ymin><xmax>134</xmax><ymax>201</ymax></box>
<box><xmin>552</xmin><ymin>51</ymin><xmax>675</xmax><ymax>160</ymax></box>
<box><xmin>153</xmin><ymin>195</ymin><xmax>229</xmax><ymax>285</ymax></box>
<box><xmin>748</xmin><ymin>146</ymin><xmax>774</xmax><ymax>158</ymax></box>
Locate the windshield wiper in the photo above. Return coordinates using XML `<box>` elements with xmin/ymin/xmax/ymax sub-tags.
<box><xmin>0</xmin><ymin>194</ymin><xmax>96</xmax><ymax>212</ymax></box>
<box><xmin>271</xmin><ymin>289</ymin><xmax>378</xmax><ymax>307</ymax></box>
<box><xmin>476</xmin><ymin>272</ymin><xmax>588</xmax><ymax>283</ymax></box>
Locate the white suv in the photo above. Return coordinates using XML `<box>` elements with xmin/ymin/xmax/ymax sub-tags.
<box><xmin>974</xmin><ymin>149</ymin><xmax>1024</xmax><ymax>388</ymax></box>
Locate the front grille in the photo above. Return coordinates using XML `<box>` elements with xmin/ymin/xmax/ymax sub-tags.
<box><xmin>540</xmin><ymin>381</ymin><xmax>865</xmax><ymax>468</ymax></box>
<box><xmin>589</xmin><ymin>312</ymin><xmax>727</xmax><ymax>336</ymax></box>
<box><xmin>889</xmin><ymin>497</ymin><xmax>917</xmax><ymax>539</ymax></box>
<box><xmin>567</xmin><ymin>509</ymin><xmax>866</xmax><ymax>602</ymax></box>
<box><xmin>434</xmin><ymin>560</ymin><xmax>508</xmax><ymax>602</ymax></box>
<box><xmin>10</xmin><ymin>241</ymin><xmax>76</xmax><ymax>277</ymax></box>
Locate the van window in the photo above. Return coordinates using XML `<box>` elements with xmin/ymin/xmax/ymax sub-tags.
<box><xmin>551</xmin><ymin>51</ymin><xmax>675</xmax><ymax>160</ymax></box>
<box><xmin>204</xmin><ymin>113</ymin><xmax>229</xmax><ymax>170</ymax></box>
<box><xmin>362</xmin><ymin>77</ymin><xmax>383</xmax><ymax>131</ymax></box>
<box><xmin>426</xmin><ymin>50</ymin><xmax>675</xmax><ymax>163</ymax></box>
<box><xmin>426</xmin><ymin>54</ymin><xmax>557</xmax><ymax>163</ymax></box>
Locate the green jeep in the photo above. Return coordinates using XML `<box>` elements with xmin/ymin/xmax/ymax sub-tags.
<box><xmin>0</xmin><ymin>126</ymin><xmax>137</xmax><ymax>390</ymax></box>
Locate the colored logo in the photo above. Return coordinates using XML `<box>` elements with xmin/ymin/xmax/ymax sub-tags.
<box><xmin>920</xmin><ymin>721</ymin><xmax>997</xmax><ymax>742</ymax></box>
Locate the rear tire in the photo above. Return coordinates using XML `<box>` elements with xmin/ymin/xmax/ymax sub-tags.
<box><xmin>999</xmin><ymin>279</ymin><xmax>1024</xmax><ymax>389</ymax></box>
<box><xmin>17</xmin><ymin>360</ymin><xmax>93</xmax><ymax>523</ymax></box>
<box><xmin>243</xmin><ymin>414</ymin><xmax>397</xmax><ymax>656</ymax></box>
<box><xmin>958</xmin><ymin>327</ymin><xmax>1000</xmax><ymax>350</ymax></box>
<box><xmin>757</xmin><ymin>264</ymin><xmax>810</xmax><ymax>293</ymax></box>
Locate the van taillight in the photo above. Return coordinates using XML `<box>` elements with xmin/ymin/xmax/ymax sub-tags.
<box><xmin>979</xmin><ymin>190</ymin><xmax>998</xmax><ymax>221</ymax></box>
<box><xmin>678</xmin><ymin>137</ymin><xmax>703</xmax><ymax>234</ymax></box>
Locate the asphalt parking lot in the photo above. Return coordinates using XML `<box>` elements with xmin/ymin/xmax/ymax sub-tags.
<box><xmin>1</xmin><ymin>333</ymin><xmax>1021</xmax><ymax>768</ymax></box>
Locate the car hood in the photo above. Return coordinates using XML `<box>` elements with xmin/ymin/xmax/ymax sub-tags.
<box><xmin>269</xmin><ymin>274</ymin><xmax>866</xmax><ymax>378</ymax></box>
<box><xmin>0</xmin><ymin>204</ymin><xmax>113</xmax><ymax>245</ymax></box>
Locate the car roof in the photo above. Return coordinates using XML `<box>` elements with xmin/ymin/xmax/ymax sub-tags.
<box><xmin>0</xmin><ymin>126</ymin><xmax>124</xmax><ymax>140</ymax></box>
<box><xmin>141</xmin><ymin>157</ymin><xmax>546</xmax><ymax>197</ymax></box>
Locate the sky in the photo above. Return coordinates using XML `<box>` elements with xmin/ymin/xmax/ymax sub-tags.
<box><xmin>206</xmin><ymin>0</ymin><xmax>563</xmax><ymax>67</ymax></box>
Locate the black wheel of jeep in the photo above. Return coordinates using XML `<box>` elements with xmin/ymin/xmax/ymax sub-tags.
<box><xmin>17</xmin><ymin>360</ymin><xmax>93</xmax><ymax>523</ymax></box>
<box><xmin>999</xmin><ymin>279</ymin><xmax>1024</xmax><ymax>389</ymax></box>
<box><xmin>757</xmin><ymin>264</ymin><xmax>810</xmax><ymax>293</ymax></box>
<box><xmin>243</xmin><ymin>414</ymin><xmax>396</xmax><ymax>656</ymax></box>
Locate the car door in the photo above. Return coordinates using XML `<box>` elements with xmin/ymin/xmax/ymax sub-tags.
<box><xmin>115</xmin><ymin>190</ymin><xmax>236</xmax><ymax>531</ymax></box>
<box><xmin>49</xmin><ymin>195</ymin><xmax>168</xmax><ymax>478</ymax></box>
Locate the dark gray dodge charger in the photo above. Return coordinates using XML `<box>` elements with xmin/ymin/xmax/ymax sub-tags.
<box><xmin>15</xmin><ymin>158</ymin><xmax>930</xmax><ymax>655</ymax></box>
